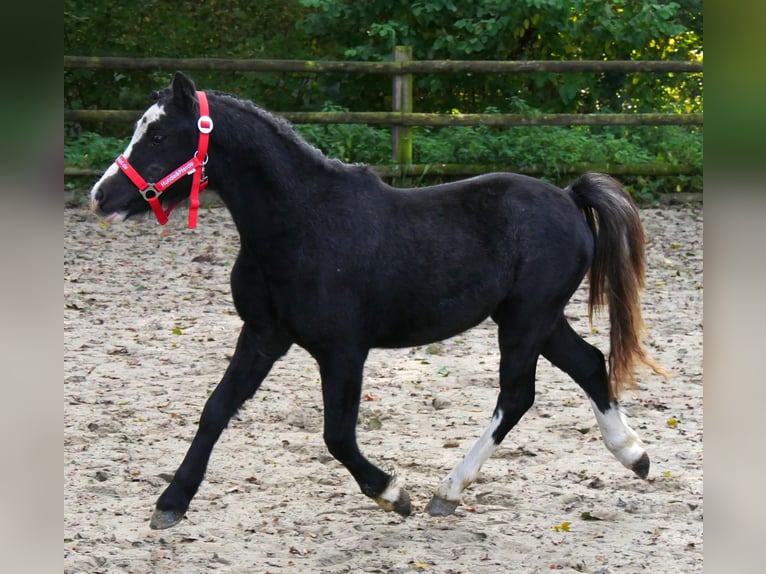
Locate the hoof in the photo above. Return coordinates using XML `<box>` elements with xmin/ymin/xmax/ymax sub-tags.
<box><xmin>392</xmin><ymin>490</ymin><xmax>411</xmax><ymax>517</ymax></box>
<box><xmin>425</xmin><ymin>495</ymin><xmax>459</xmax><ymax>517</ymax></box>
<box><xmin>631</xmin><ymin>452</ymin><xmax>650</xmax><ymax>479</ymax></box>
<box><xmin>374</xmin><ymin>485</ymin><xmax>412</xmax><ymax>517</ymax></box>
<box><xmin>150</xmin><ymin>508</ymin><xmax>185</xmax><ymax>530</ymax></box>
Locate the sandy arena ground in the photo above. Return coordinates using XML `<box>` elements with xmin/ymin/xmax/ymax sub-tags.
<box><xmin>64</xmin><ymin>202</ymin><xmax>702</xmax><ymax>573</ymax></box>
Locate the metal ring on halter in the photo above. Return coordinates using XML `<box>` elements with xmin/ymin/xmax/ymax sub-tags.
<box><xmin>194</xmin><ymin>151</ymin><xmax>209</xmax><ymax>165</ymax></box>
<box><xmin>197</xmin><ymin>115</ymin><xmax>213</xmax><ymax>134</ymax></box>
<box><xmin>139</xmin><ymin>184</ymin><xmax>160</xmax><ymax>201</ymax></box>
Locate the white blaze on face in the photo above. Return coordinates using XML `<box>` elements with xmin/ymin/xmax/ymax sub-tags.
<box><xmin>90</xmin><ymin>103</ymin><xmax>167</xmax><ymax>213</ymax></box>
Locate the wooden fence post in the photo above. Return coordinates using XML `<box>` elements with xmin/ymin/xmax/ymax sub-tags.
<box><xmin>392</xmin><ymin>46</ymin><xmax>413</xmax><ymax>168</ymax></box>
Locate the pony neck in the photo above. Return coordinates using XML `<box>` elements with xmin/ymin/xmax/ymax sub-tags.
<box><xmin>203</xmin><ymin>94</ymin><xmax>345</xmax><ymax>242</ymax></box>
<box><xmin>206</xmin><ymin>92</ymin><xmax>371</xmax><ymax>248</ymax></box>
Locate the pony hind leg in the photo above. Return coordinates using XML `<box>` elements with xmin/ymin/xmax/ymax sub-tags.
<box><xmin>541</xmin><ymin>316</ymin><xmax>650</xmax><ymax>479</ymax></box>
<box><xmin>150</xmin><ymin>323</ymin><xmax>291</xmax><ymax>529</ymax></box>
<box><xmin>426</xmin><ymin>317</ymin><xmax>541</xmax><ymax>516</ymax></box>
<box><xmin>316</xmin><ymin>348</ymin><xmax>411</xmax><ymax>517</ymax></box>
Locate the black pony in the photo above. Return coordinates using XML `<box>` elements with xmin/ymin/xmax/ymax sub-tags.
<box><xmin>90</xmin><ymin>72</ymin><xmax>667</xmax><ymax>529</ymax></box>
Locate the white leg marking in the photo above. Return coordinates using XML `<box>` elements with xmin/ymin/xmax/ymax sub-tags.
<box><xmin>374</xmin><ymin>477</ymin><xmax>403</xmax><ymax>511</ymax></box>
<box><xmin>589</xmin><ymin>399</ymin><xmax>646</xmax><ymax>468</ymax></box>
<box><xmin>434</xmin><ymin>410</ymin><xmax>503</xmax><ymax>502</ymax></box>
<box><xmin>90</xmin><ymin>103</ymin><xmax>167</xmax><ymax>210</ymax></box>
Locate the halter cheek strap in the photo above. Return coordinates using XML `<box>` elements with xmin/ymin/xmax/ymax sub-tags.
<box><xmin>115</xmin><ymin>91</ymin><xmax>212</xmax><ymax>229</ymax></box>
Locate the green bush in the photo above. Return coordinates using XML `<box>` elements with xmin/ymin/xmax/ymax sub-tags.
<box><xmin>296</xmin><ymin>103</ymin><xmax>392</xmax><ymax>164</ymax></box>
<box><xmin>64</xmin><ymin>132</ymin><xmax>129</xmax><ymax>170</ymax></box>
<box><xmin>65</xmin><ymin>113</ymin><xmax>702</xmax><ymax>203</ymax></box>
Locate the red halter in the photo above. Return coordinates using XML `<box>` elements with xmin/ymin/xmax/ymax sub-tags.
<box><xmin>115</xmin><ymin>91</ymin><xmax>212</xmax><ymax>229</ymax></box>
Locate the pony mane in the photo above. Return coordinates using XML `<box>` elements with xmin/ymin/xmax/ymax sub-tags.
<box><xmin>205</xmin><ymin>90</ymin><xmax>360</xmax><ymax>174</ymax></box>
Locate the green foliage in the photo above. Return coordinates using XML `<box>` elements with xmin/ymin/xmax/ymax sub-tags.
<box><xmin>296</xmin><ymin>103</ymin><xmax>391</xmax><ymax>163</ymax></box>
<box><xmin>298</xmin><ymin>0</ymin><xmax>703</xmax><ymax>114</ymax></box>
<box><xmin>67</xmin><ymin>122</ymin><xmax>702</xmax><ymax>176</ymax></box>
<box><xmin>65</xmin><ymin>1</ymin><xmax>702</xmax><ymax>118</ymax></box>
<box><xmin>65</xmin><ymin>105</ymin><xmax>701</xmax><ymax>202</ymax></box>
<box><xmin>65</xmin><ymin>0</ymin><xmax>702</xmax><ymax>200</ymax></box>
<box><xmin>65</xmin><ymin>0</ymin><xmax>323</xmax><ymax>134</ymax></box>
<box><xmin>64</xmin><ymin>132</ymin><xmax>129</xmax><ymax>169</ymax></box>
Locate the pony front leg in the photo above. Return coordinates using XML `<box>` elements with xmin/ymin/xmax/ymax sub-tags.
<box><xmin>317</xmin><ymin>349</ymin><xmax>411</xmax><ymax>517</ymax></box>
<box><xmin>150</xmin><ymin>324</ymin><xmax>290</xmax><ymax>529</ymax></box>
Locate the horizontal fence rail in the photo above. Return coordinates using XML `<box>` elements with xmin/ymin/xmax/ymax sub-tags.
<box><xmin>64</xmin><ymin>55</ymin><xmax>703</xmax><ymax>74</ymax></box>
<box><xmin>64</xmin><ymin>109</ymin><xmax>702</xmax><ymax>127</ymax></box>
<box><xmin>64</xmin><ymin>52</ymin><xmax>703</xmax><ymax>180</ymax></box>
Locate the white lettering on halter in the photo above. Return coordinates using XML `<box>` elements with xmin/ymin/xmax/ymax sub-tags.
<box><xmin>90</xmin><ymin>103</ymin><xmax>167</xmax><ymax>208</ymax></box>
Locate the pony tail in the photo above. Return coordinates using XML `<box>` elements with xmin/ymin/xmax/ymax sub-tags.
<box><xmin>567</xmin><ymin>173</ymin><xmax>669</xmax><ymax>399</ymax></box>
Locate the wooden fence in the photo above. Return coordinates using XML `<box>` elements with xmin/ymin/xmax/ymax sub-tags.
<box><xmin>64</xmin><ymin>50</ymin><xmax>703</xmax><ymax>179</ymax></box>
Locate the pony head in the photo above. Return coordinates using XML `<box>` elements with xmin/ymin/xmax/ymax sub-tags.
<box><xmin>90</xmin><ymin>72</ymin><xmax>204</xmax><ymax>223</ymax></box>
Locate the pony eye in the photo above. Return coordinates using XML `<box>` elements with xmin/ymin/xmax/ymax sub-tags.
<box><xmin>151</xmin><ymin>134</ymin><xmax>165</xmax><ymax>145</ymax></box>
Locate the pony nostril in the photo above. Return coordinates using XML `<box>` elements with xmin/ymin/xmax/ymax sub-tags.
<box><xmin>91</xmin><ymin>187</ymin><xmax>105</xmax><ymax>213</ymax></box>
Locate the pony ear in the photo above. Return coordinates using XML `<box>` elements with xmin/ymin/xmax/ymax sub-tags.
<box><xmin>171</xmin><ymin>71</ymin><xmax>198</xmax><ymax>112</ymax></box>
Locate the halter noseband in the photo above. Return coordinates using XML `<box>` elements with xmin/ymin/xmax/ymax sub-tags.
<box><xmin>115</xmin><ymin>91</ymin><xmax>213</xmax><ymax>229</ymax></box>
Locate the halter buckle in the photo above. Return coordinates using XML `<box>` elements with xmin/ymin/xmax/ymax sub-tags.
<box><xmin>139</xmin><ymin>183</ymin><xmax>161</xmax><ymax>201</ymax></box>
